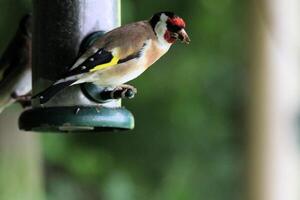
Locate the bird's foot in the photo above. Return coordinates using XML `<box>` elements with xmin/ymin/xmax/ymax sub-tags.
<box><xmin>110</xmin><ymin>84</ymin><xmax>137</xmax><ymax>99</ymax></box>
<box><xmin>117</xmin><ymin>84</ymin><xmax>137</xmax><ymax>94</ymax></box>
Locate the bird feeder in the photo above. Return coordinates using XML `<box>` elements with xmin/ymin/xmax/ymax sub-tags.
<box><xmin>19</xmin><ymin>0</ymin><xmax>135</xmax><ymax>132</ymax></box>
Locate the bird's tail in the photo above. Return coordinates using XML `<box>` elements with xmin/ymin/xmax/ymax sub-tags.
<box><xmin>32</xmin><ymin>80</ymin><xmax>76</xmax><ymax>104</ymax></box>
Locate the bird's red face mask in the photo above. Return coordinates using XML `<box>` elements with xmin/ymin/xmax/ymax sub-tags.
<box><xmin>165</xmin><ymin>16</ymin><xmax>190</xmax><ymax>44</ymax></box>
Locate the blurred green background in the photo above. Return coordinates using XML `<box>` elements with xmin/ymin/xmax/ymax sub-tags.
<box><xmin>0</xmin><ymin>0</ymin><xmax>248</xmax><ymax>199</ymax></box>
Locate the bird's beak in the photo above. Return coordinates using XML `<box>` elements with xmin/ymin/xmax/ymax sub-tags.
<box><xmin>178</xmin><ymin>29</ymin><xmax>190</xmax><ymax>44</ymax></box>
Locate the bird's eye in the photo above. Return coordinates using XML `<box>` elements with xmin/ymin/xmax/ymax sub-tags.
<box><xmin>167</xmin><ymin>23</ymin><xmax>181</xmax><ymax>32</ymax></box>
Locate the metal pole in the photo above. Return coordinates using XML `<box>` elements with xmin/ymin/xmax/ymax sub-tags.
<box><xmin>19</xmin><ymin>0</ymin><xmax>134</xmax><ymax>132</ymax></box>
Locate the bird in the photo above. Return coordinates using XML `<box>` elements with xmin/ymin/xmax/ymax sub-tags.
<box><xmin>0</xmin><ymin>14</ymin><xmax>32</xmax><ymax>113</ymax></box>
<box><xmin>34</xmin><ymin>11</ymin><xmax>190</xmax><ymax>104</ymax></box>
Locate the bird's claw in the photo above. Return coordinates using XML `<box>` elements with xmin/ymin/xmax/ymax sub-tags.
<box><xmin>110</xmin><ymin>85</ymin><xmax>137</xmax><ymax>99</ymax></box>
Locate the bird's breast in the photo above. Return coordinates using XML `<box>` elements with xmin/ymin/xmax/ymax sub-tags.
<box><xmin>91</xmin><ymin>59</ymin><xmax>146</xmax><ymax>86</ymax></box>
<box><xmin>142</xmin><ymin>40</ymin><xmax>170</xmax><ymax>67</ymax></box>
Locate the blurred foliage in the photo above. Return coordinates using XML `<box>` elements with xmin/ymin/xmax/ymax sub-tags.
<box><xmin>0</xmin><ymin>0</ymin><xmax>248</xmax><ymax>200</ymax></box>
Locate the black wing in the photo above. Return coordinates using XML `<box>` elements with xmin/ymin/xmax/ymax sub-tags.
<box><xmin>63</xmin><ymin>48</ymin><xmax>113</xmax><ymax>77</ymax></box>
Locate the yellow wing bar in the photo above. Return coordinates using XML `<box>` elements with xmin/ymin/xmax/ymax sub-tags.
<box><xmin>89</xmin><ymin>56</ymin><xmax>119</xmax><ymax>72</ymax></box>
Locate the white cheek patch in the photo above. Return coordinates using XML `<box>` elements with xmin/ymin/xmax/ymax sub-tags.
<box><xmin>155</xmin><ymin>13</ymin><xmax>168</xmax><ymax>36</ymax></box>
<box><xmin>160</xmin><ymin>13</ymin><xmax>168</xmax><ymax>22</ymax></box>
<box><xmin>154</xmin><ymin>19</ymin><xmax>172</xmax><ymax>51</ymax></box>
<box><xmin>155</xmin><ymin>21</ymin><xmax>167</xmax><ymax>36</ymax></box>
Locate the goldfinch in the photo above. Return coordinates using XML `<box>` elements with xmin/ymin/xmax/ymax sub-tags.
<box><xmin>0</xmin><ymin>14</ymin><xmax>32</xmax><ymax>113</ymax></box>
<box><xmin>34</xmin><ymin>11</ymin><xmax>190</xmax><ymax>104</ymax></box>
